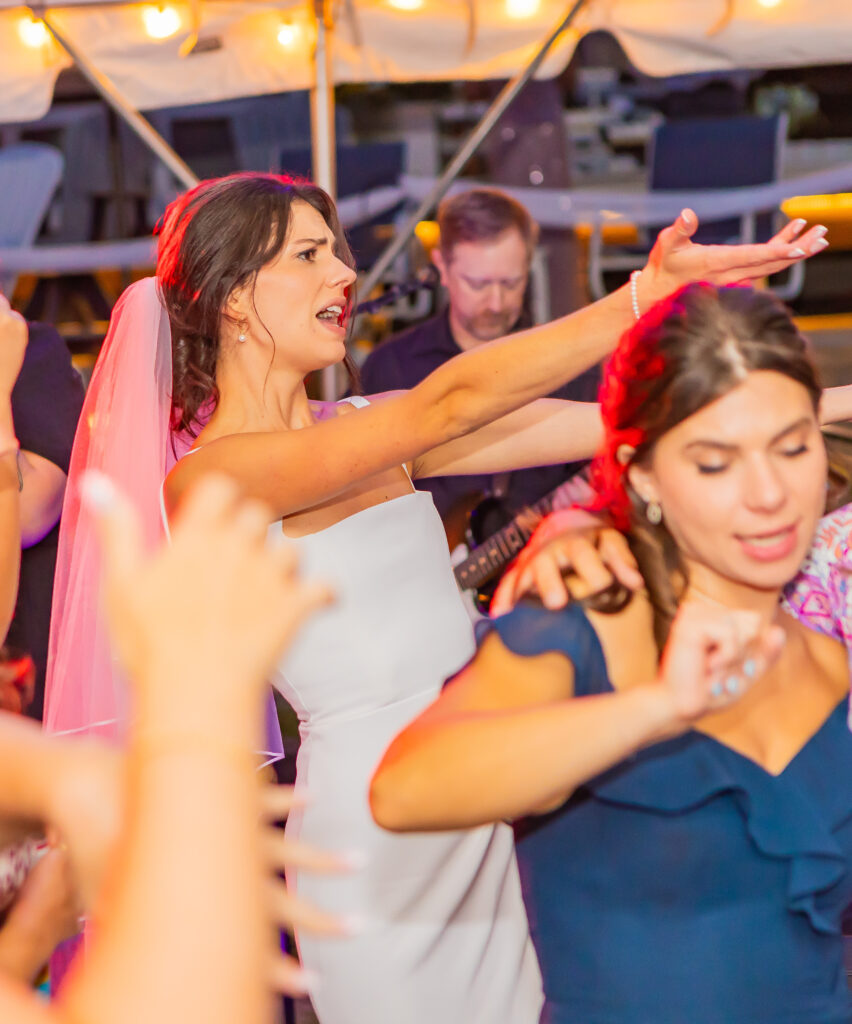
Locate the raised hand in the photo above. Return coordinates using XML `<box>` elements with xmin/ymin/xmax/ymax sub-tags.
<box><xmin>83</xmin><ymin>471</ymin><xmax>333</xmax><ymax>702</ymax></box>
<box><xmin>46</xmin><ymin>744</ymin><xmax>123</xmax><ymax>912</ymax></box>
<box><xmin>641</xmin><ymin>211</ymin><xmax>827</xmax><ymax>306</ymax></box>
<box><xmin>656</xmin><ymin>603</ymin><xmax>786</xmax><ymax>724</ymax></box>
<box><xmin>0</xmin><ymin>845</ymin><xmax>80</xmax><ymax>983</ymax></box>
<box><xmin>491</xmin><ymin>511</ymin><xmax>642</xmax><ymax>616</ymax></box>
<box><xmin>260</xmin><ymin>784</ymin><xmax>359</xmax><ymax>995</ymax></box>
<box><xmin>0</xmin><ymin>294</ymin><xmax>27</xmax><ymax>399</ymax></box>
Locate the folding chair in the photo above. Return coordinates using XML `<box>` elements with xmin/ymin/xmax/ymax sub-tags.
<box><xmin>588</xmin><ymin>114</ymin><xmax>803</xmax><ymax>301</ymax></box>
<box><xmin>0</xmin><ymin>142</ymin><xmax>64</xmax><ymax>297</ymax></box>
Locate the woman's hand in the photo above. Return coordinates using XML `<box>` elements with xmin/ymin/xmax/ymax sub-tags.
<box><xmin>641</xmin><ymin>211</ymin><xmax>826</xmax><ymax>308</ymax></box>
<box><xmin>656</xmin><ymin>603</ymin><xmax>786</xmax><ymax>725</ymax></box>
<box><xmin>84</xmin><ymin>471</ymin><xmax>333</xmax><ymax>701</ymax></box>
<box><xmin>0</xmin><ymin>845</ymin><xmax>80</xmax><ymax>983</ymax></box>
<box><xmin>0</xmin><ymin>295</ymin><xmax>26</xmax><ymax>399</ymax></box>
<box><xmin>46</xmin><ymin>743</ymin><xmax>123</xmax><ymax>912</ymax></box>
<box><xmin>260</xmin><ymin>784</ymin><xmax>360</xmax><ymax>996</ymax></box>
<box><xmin>491</xmin><ymin>510</ymin><xmax>642</xmax><ymax>615</ymax></box>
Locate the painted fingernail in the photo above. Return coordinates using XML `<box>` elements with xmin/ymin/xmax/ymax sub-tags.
<box><xmin>790</xmin><ymin>218</ymin><xmax>807</xmax><ymax>231</ymax></box>
<box><xmin>711</xmin><ymin>682</ymin><xmax>723</xmax><ymax>698</ymax></box>
<box><xmin>79</xmin><ymin>471</ymin><xmax>118</xmax><ymax>511</ymax></box>
<box><xmin>742</xmin><ymin>658</ymin><xmax>757</xmax><ymax>679</ymax></box>
<box><xmin>810</xmin><ymin>238</ymin><xmax>830</xmax><ymax>253</ymax></box>
<box><xmin>725</xmin><ymin>675</ymin><xmax>740</xmax><ymax>695</ymax></box>
<box><xmin>789</xmin><ymin>248</ymin><xmax>807</xmax><ymax>258</ymax></box>
<box><xmin>813</xmin><ymin>224</ymin><xmax>829</xmax><ymax>238</ymax></box>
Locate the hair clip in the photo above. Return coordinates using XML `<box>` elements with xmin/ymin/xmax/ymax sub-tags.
<box><xmin>615</xmin><ymin>443</ymin><xmax>636</xmax><ymax>466</ymax></box>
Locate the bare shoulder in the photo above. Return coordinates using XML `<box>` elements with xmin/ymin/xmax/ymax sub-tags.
<box><xmin>582</xmin><ymin>584</ymin><xmax>659</xmax><ymax>691</ymax></box>
<box><xmin>439</xmin><ymin>628</ymin><xmax>576</xmax><ymax>714</ymax></box>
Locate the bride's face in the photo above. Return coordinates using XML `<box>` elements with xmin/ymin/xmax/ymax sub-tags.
<box><xmin>231</xmin><ymin>200</ymin><xmax>357</xmax><ymax>375</ymax></box>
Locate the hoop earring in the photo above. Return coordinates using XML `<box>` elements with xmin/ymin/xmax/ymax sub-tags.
<box><xmin>646</xmin><ymin>500</ymin><xmax>662</xmax><ymax>526</ymax></box>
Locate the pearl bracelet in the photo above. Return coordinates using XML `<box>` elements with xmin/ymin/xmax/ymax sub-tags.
<box><xmin>629</xmin><ymin>270</ymin><xmax>643</xmax><ymax>321</ymax></box>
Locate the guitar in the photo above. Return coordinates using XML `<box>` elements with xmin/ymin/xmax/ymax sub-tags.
<box><xmin>452</xmin><ymin>472</ymin><xmax>595</xmax><ymax>611</ymax></box>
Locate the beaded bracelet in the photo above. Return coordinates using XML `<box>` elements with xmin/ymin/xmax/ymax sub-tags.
<box><xmin>629</xmin><ymin>270</ymin><xmax>643</xmax><ymax>321</ymax></box>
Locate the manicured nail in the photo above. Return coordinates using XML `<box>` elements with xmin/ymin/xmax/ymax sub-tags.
<box><xmin>813</xmin><ymin>224</ymin><xmax>829</xmax><ymax>238</ymax></box>
<box><xmin>790</xmin><ymin>218</ymin><xmax>807</xmax><ymax>232</ymax></box>
<box><xmin>810</xmin><ymin>238</ymin><xmax>830</xmax><ymax>253</ymax></box>
<box><xmin>789</xmin><ymin>248</ymin><xmax>807</xmax><ymax>258</ymax></box>
<box><xmin>80</xmin><ymin>471</ymin><xmax>118</xmax><ymax>511</ymax></box>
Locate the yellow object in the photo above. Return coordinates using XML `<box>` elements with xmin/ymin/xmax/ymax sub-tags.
<box><xmin>142</xmin><ymin>5</ymin><xmax>182</xmax><ymax>40</ymax></box>
<box><xmin>794</xmin><ymin>313</ymin><xmax>852</xmax><ymax>332</ymax></box>
<box><xmin>574</xmin><ymin>223</ymin><xmax>640</xmax><ymax>246</ymax></box>
<box><xmin>18</xmin><ymin>15</ymin><xmax>49</xmax><ymax>47</ymax></box>
<box><xmin>414</xmin><ymin>220</ymin><xmax>441</xmax><ymax>254</ymax></box>
<box><xmin>782</xmin><ymin>193</ymin><xmax>852</xmax><ymax>250</ymax></box>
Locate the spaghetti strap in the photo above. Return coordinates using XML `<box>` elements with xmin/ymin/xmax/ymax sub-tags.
<box><xmin>340</xmin><ymin>395</ymin><xmax>370</xmax><ymax>409</ymax></box>
<box><xmin>159</xmin><ymin>445</ymin><xmax>204</xmax><ymax>542</ymax></box>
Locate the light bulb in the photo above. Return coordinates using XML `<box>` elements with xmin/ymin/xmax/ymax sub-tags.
<box><xmin>277</xmin><ymin>21</ymin><xmax>302</xmax><ymax>47</ymax></box>
<box><xmin>142</xmin><ymin>5</ymin><xmax>182</xmax><ymax>40</ymax></box>
<box><xmin>18</xmin><ymin>16</ymin><xmax>49</xmax><ymax>48</ymax></box>
<box><xmin>506</xmin><ymin>0</ymin><xmax>541</xmax><ymax>17</ymax></box>
<box><xmin>388</xmin><ymin>0</ymin><xmax>425</xmax><ymax>10</ymax></box>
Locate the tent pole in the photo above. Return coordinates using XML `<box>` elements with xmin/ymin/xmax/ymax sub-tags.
<box><xmin>38</xmin><ymin>11</ymin><xmax>199</xmax><ymax>191</ymax></box>
<box><xmin>360</xmin><ymin>0</ymin><xmax>589</xmax><ymax>299</ymax></box>
<box><xmin>311</xmin><ymin>0</ymin><xmax>339</xmax><ymax>399</ymax></box>
<box><xmin>311</xmin><ymin>0</ymin><xmax>337</xmax><ymax>198</ymax></box>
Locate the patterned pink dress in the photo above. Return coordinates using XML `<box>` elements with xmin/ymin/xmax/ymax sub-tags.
<box><xmin>784</xmin><ymin>504</ymin><xmax>852</xmax><ymax>723</ymax></box>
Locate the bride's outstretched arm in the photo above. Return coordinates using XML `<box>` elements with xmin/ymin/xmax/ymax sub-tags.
<box><xmin>169</xmin><ymin>214</ymin><xmax>824</xmax><ymax>520</ymax></box>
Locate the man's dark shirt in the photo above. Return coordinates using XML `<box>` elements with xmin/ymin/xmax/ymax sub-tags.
<box><xmin>7</xmin><ymin>324</ymin><xmax>85</xmax><ymax>720</ymax></box>
<box><xmin>360</xmin><ymin>308</ymin><xmax>600</xmax><ymax>534</ymax></box>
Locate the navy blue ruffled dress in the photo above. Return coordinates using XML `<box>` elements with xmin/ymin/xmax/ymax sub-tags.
<box><xmin>483</xmin><ymin>602</ymin><xmax>852</xmax><ymax>1024</ymax></box>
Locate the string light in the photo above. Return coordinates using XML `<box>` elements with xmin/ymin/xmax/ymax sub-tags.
<box><xmin>142</xmin><ymin>5</ymin><xmax>182</xmax><ymax>40</ymax></box>
<box><xmin>387</xmin><ymin>0</ymin><xmax>425</xmax><ymax>9</ymax></box>
<box><xmin>506</xmin><ymin>0</ymin><xmax>541</xmax><ymax>17</ymax></box>
<box><xmin>18</xmin><ymin>15</ymin><xmax>49</xmax><ymax>47</ymax></box>
<box><xmin>277</xmin><ymin>20</ymin><xmax>303</xmax><ymax>47</ymax></box>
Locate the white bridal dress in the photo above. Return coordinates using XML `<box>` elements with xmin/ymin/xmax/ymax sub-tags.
<box><xmin>271</xmin><ymin>399</ymin><xmax>542</xmax><ymax>1024</ymax></box>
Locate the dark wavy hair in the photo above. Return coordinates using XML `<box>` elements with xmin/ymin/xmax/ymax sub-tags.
<box><xmin>156</xmin><ymin>172</ymin><xmax>359</xmax><ymax>436</ymax></box>
<box><xmin>586</xmin><ymin>282</ymin><xmax>824</xmax><ymax>652</ymax></box>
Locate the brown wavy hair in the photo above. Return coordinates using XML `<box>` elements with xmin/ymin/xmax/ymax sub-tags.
<box><xmin>587</xmin><ymin>282</ymin><xmax>824</xmax><ymax>652</ymax></box>
<box><xmin>156</xmin><ymin>172</ymin><xmax>359</xmax><ymax>436</ymax></box>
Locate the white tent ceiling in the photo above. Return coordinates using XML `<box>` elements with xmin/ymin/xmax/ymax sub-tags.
<box><xmin>0</xmin><ymin>0</ymin><xmax>850</xmax><ymax>124</ymax></box>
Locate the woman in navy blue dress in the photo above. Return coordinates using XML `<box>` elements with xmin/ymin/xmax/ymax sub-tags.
<box><xmin>371</xmin><ymin>282</ymin><xmax>852</xmax><ymax>1024</ymax></box>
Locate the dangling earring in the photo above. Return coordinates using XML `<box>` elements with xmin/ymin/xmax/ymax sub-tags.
<box><xmin>646</xmin><ymin>500</ymin><xmax>662</xmax><ymax>526</ymax></box>
<box><xmin>237</xmin><ymin>321</ymin><xmax>248</xmax><ymax>343</ymax></box>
